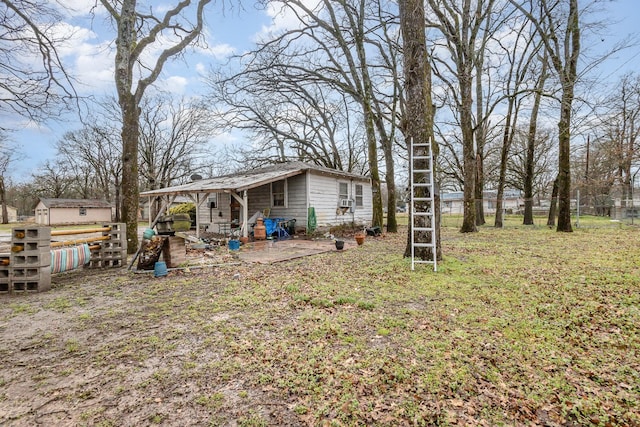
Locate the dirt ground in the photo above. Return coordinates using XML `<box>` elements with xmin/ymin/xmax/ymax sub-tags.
<box><xmin>0</xmin><ymin>234</ymin><xmax>361</xmax><ymax>426</ymax></box>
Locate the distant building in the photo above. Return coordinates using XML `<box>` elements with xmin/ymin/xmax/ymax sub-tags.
<box><xmin>35</xmin><ymin>198</ymin><xmax>113</xmax><ymax>225</ymax></box>
<box><xmin>441</xmin><ymin>190</ymin><xmax>523</xmax><ymax>215</ymax></box>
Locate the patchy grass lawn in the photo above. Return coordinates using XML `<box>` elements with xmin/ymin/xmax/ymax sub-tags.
<box><xmin>0</xmin><ymin>223</ymin><xmax>639</xmax><ymax>426</ymax></box>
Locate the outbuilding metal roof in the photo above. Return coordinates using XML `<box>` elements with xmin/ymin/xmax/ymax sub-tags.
<box><xmin>38</xmin><ymin>198</ymin><xmax>113</xmax><ymax>209</ymax></box>
<box><xmin>140</xmin><ymin>161</ymin><xmax>370</xmax><ymax>197</ymax></box>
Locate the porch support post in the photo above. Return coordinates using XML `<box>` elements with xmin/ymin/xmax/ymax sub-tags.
<box><xmin>242</xmin><ymin>190</ymin><xmax>249</xmax><ymax>237</ymax></box>
<box><xmin>189</xmin><ymin>192</ymin><xmax>211</xmax><ymax>239</ymax></box>
<box><xmin>228</xmin><ymin>190</ymin><xmax>249</xmax><ymax>238</ymax></box>
<box><xmin>147</xmin><ymin>196</ymin><xmax>152</xmax><ymax>227</ymax></box>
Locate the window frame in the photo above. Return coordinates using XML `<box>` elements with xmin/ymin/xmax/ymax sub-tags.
<box><xmin>355</xmin><ymin>184</ymin><xmax>363</xmax><ymax>207</ymax></box>
<box><xmin>338</xmin><ymin>182</ymin><xmax>349</xmax><ymax>201</ymax></box>
<box><xmin>271</xmin><ymin>179</ymin><xmax>287</xmax><ymax>208</ymax></box>
<box><xmin>208</xmin><ymin>194</ymin><xmax>218</xmax><ymax>209</ymax></box>
<box><xmin>79</xmin><ymin>207</ymin><xmax>87</xmax><ymax>216</ymax></box>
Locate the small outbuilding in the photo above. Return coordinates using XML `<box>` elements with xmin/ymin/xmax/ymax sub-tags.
<box><xmin>35</xmin><ymin>198</ymin><xmax>113</xmax><ymax>225</ymax></box>
<box><xmin>441</xmin><ymin>189</ymin><xmax>523</xmax><ymax>215</ymax></box>
<box><xmin>140</xmin><ymin>161</ymin><xmax>373</xmax><ymax>237</ymax></box>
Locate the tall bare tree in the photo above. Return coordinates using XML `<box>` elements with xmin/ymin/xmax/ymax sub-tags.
<box><xmin>400</xmin><ymin>0</ymin><xmax>441</xmax><ymax>261</ymax></box>
<box><xmin>138</xmin><ymin>95</ymin><xmax>212</xmax><ymax>192</ymax></box>
<box><xmin>208</xmin><ymin>69</ymin><xmax>368</xmax><ymax>172</ymax></box>
<box><xmin>493</xmin><ymin>13</ymin><xmax>543</xmax><ymax>228</ymax></box>
<box><xmin>427</xmin><ymin>0</ymin><xmax>496</xmax><ymax>233</ymax></box>
<box><xmin>523</xmin><ymin>51</ymin><xmax>549</xmax><ymax>224</ymax></box>
<box><xmin>31</xmin><ymin>159</ymin><xmax>75</xmax><ymax>198</ymax></box>
<box><xmin>100</xmin><ymin>0</ymin><xmax>211</xmax><ymax>253</ymax></box>
<box><xmin>511</xmin><ymin>0</ymin><xmax>580</xmax><ymax>232</ymax></box>
<box><xmin>606</xmin><ymin>73</ymin><xmax>640</xmax><ymax>202</ymax></box>
<box><xmin>57</xmin><ymin>123</ymin><xmax>123</xmax><ymax>218</ymax></box>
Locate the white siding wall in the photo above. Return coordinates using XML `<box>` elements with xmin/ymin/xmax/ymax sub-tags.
<box><xmin>308</xmin><ymin>173</ymin><xmax>372</xmax><ymax>228</ymax></box>
<box><xmin>441</xmin><ymin>198</ymin><xmax>522</xmax><ymax>215</ymax></box>
<box><xmin>196</xmin><ymin>192</ymin><xmax>233</xmax><ymax>232</ymax></box>
<box><xmin>45</xmin><ymin>207</ymin><xmax>112</xmax><ymax>225</ymax></box>
<box><xmin>244</xmin><ymin>174</ymin><xmax>308</xmax><ymax>229</ymax></box>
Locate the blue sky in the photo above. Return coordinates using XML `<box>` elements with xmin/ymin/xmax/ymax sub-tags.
<box><xmin>4</xmin><ymin>0</ymin><xmax>640</xmax><ymax>182</ymax></box>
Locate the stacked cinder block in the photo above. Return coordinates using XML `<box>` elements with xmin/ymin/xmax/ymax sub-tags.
<box><xmin>0</xmin><ymin>254</ymin><xmax>10</xmax><ymax>294</ymax></box>
<box><xmin>90</xmin><ymin>223</ymin><xmax>127</xmax><ymax>268</ymax></box>
<box><xmin>10</xmin><ymin>227</ymin><xmax>51</xmax><ymax>293</ymax></box>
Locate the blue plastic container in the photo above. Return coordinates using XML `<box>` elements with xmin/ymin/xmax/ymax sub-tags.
<box><xmin>154</xmin><ymin>261</ymin><xmax>168</xmax><ymax>277</ymax></box>
<box><xmin>228</xmin><ymin>240</ymin><xmax>240</xmax><ymax>251</ymax></box>
<box><xmin>143</xmin><ymin>228</ymin><xmax>156</xmax><ymax>240</ymax></box>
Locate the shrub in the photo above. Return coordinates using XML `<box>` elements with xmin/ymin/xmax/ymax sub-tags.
<box><xmin>169</xmin><ymin>203</ymin><xmax>196</xmax><ymax>225</ymax></box>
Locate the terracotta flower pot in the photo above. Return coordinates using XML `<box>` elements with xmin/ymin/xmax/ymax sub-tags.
<box><xmin>355</xmin><ymin>233</ymin><xmax>365</xmax><ymax>246</ymax></box>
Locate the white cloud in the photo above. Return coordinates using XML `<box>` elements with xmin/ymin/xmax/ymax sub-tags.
<box><xmin>159</xmin><ymin>76</ymin><xmax>190</xmax><ymax>94</ymax></box>
<box><xmin>209</xmin><ymin>43</ymin><xmax>235</xmax><ymax>60</ymax></box>
<box><xmin>211</xmin><ymin>131</ymin><xmax>240</xmax><ymax>146</ymax></box>
<box><xmin>55</xmin><ymin>0</ymin><xmax>106</xmax><ymax>17</ymax></box>
<box><xmin>254</xmin><ymin>0</ymin><xmax>321</xmax><ymax>43</ymax></box>
<box><xmin>45</xmin><ymin>22</ymin><xmax>115</xmax><ymax>94</ymax></box>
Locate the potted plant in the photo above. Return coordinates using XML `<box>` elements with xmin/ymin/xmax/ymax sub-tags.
<box><xmin>355</xmin><ymin>232</ymin><xmax>365</xmax><ymax>246</ymax></box>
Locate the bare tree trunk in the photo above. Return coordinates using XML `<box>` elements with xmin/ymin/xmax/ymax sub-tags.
<box><xmin>475</xmin><ymin>147</ymin><xmax>486</xmax><ymax>226</ymax></box>
<box><xmin>114</xmin><ymin>175</ymin><xmax>121</xmax><ymax>222</ymax></box>
<box><xmin>547</xmin><ymin>177</ymin><xmax>558</xmax><ymax>227</ymax></box>
<box><xmin>460</xmin><ymin>71</ymin><xmax>477</xmax><ymax>232</ymax></box>
<box><xmin>474</xmin><ymin>30</ymin><xmax>489</xmax><ymax>227</ymax></box>
<box><xmin>383</xmin><ymin>149</ymin><xmax>398</xmax><ymax>232</ymax></box>
<box><xmin>364</xmin><ymin>103</ymin><xmax>384</xmax><ymax>229</ymax></box>
<box><xmin>400</xmin><ymin>0</ymin><xmax>441</xmax><ymax>261</ymax></box>
<box><xmin>120</xmin><ymin>93</ymin><xmax>140</xmax><ymax>250</ymax></box>
<box><xmin>524</xmin><ymin>55</ymin><xmax>547</xmax><ymax>225</ymax></box>
<box><xmin>0</xmin><ymin>176</ymin><xmax>8</xmax><ymax>224</ymax></box>
<box><xmin>495</xmin><ymin>97</ymin><xmax>516</xmax><ymax>228</ymax></box>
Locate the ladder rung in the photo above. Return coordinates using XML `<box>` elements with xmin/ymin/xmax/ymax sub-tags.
<box><xmin>413</xmin><ymin>197</ymin><xmax>433</xmax><ymax>202</ymax></box>
<box><xmin>413</xmin><ymin>169</ymin><xmax>431</xmax><ymax>173</ymax></box>
<box><xmin>413</xmin><ymin>227</ymin><xmax>433</xmax><ymax>232</ymax></box>
<box><xmin>413</xmin><ymin>243</ymin><xmax>436</xmax><ymax>248</ymax></box>
<box><xmin>412</xmin><ymin>143</ymin><xmax>431</xmax><ymax>147</ymax></box>
<box><xmin>412</xmin><ymin>183</ymin><xmax>432</xmax><ymax>187</ymax></box>
<box><xmin>413</xmin><ymin>156</ymin><xmax>431</xmax><ymax>160</ymax></box>
<box><xmin>413</xmin><ymin>259</ymin><xmax>436</xmax><ymax>264</ymax></box>
<box><xmin>412</xmin><ymin>212</ymin><xmax>432</xmax><ymax>216</ymax></box>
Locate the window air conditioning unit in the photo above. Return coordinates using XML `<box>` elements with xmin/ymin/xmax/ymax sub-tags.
<box><xmin>339</xmin><ymin>199</ymin><xmax>353</xmax><ymax>208</ymax></box>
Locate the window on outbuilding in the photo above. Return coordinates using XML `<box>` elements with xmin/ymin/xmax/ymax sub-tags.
<box><xmin>271</xmin><ymin>179</ymin><xmax>287</xmax><ymax>207</ymax></box>
<box><xmin>79</xmin><ymin>207</ymin><xmax>87</xmax><ymax>216</ymax></box>
<box><xmin>355</xmin><ymin>184</ymin><xmax>363</xmax><ymax>207</ymax></box>
<box><xmin>208</xmin><ymin>194</ymin><xmax>218</xmax><ymax>209</ymax></box>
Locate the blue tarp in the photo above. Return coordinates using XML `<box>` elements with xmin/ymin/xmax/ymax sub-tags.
<box><xmin>263</xmin><ymin>218</ymin><xmax>288</xmax><ymax>237</ymax></box>
<box><xmin>263</xmin><ymin>218</ymin><xmax>278</xmax><ymax>236</ymax></box>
